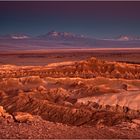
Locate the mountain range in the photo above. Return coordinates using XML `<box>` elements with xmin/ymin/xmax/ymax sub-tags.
<box><xmin>0</xmin><ymin>31</ymin><xmax>140</xmax><ymax>50</ymax></box>
<box><xmin>0</xmin><ymin>31</ymin><xmax>87</xmax><ymax>40</ymax></box>
<box><xmin>1</xmin><ymin>31</ymin><xmax>140</xmax><ymax>41</ymax></box>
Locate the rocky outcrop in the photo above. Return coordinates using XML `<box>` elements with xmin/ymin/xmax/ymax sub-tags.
<box><xmin>0</xmin><ymin>106</ymin><xmax>13</xmax><ymax>119</ymax></box>
<box><xmin>0</xmin><ymin>106</ymin><xmax>14</xmax><ymax>124</ymax></box>
<box><xmin>0</xmin><ymin>105</ymin><xmax>40</xmax><ymax>124</ymax></box>
<box><xmin>0</xmin><ymin>92</ymin><xmax>135</xmax><ymax>126</ymax></box>
<box><xmin>13</xmin><ymin>112</ymin><xmax>35</xmax><ymax>123</ymax></box>
<box><xmin>0</xmin><ymin>106</ymin><xmax>5</xmax><ymax>116</ymax></box>
<box><xmin>0</xmin><ymin>57</ymin><xmax>140</xmax><ymax>79</ymax></box>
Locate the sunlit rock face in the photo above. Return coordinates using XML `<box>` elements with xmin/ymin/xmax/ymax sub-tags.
<box><xmin>0</xmin><ymin>57</ymin><xmax>139</xmax><ymax>79</ymax></box>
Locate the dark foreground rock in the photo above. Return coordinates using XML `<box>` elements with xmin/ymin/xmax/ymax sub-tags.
<box><xmin>0</xmin><ymin>106</ymin><xmax>140</xmax><ymax>139</ymax></box>
<box><xmin>1</xmin><ymin>114</ymin><xmax>140</xmax><ymax>139</ymax></box>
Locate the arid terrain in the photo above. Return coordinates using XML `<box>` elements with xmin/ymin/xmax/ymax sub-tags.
<box><xmin>0</xmin><ymin>49</ymin><xmax>140</xmax><ymax>139</ymax></box>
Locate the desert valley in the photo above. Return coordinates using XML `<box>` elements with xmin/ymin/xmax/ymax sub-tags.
<box><xmin>0</xmin><ymin>48</ymin><xmax>140</xmax><ymax>138</ymax></box>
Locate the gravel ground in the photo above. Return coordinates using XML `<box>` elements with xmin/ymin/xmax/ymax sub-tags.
<box><xmin>1</xmin><ymin>116</ymin><xmax>140</xmax><ymax>139</ymax></box>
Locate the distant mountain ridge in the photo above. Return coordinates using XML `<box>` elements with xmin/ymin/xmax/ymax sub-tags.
<box><xmin>37</xmin><ymin>31</ymin><xmax>87</xmax><ymax>41</ymax></box>
<box><xmin>0</xmin><ymin>31</ymin><xmax>140</xmax><ymax>50</ymax></box>
<box><xmin>0</xmin><ymin>31</ymin><xmax>140</xmax><ymax>41</ymax></box>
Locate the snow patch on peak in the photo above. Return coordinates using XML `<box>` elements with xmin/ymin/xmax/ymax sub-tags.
<box><xmin>116</xmin><ymin>35</ymin><xmax>140</xmax><ymax>41</ymax></box>
<box><xmin>11</xmin><ymin>35</ymin><xmax>29</xmax><ymax>39</ymax></box>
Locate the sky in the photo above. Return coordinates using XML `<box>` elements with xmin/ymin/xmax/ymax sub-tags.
<box><xmin>0</xmin><ymin>1</ymin><xmax>140</xmax><ymax>38</ymax></box>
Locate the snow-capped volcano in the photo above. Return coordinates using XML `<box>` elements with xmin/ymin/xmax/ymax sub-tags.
<box><xmin>11</xmin><ymin>35</ymin><xmax>29</xmax><ymax>39</ymax></box>
<box><xmin>0</xmin><ymin>34</ymin><xmax>30</xmax><ymax>40</ymax></box>
<box><xmin>38</xmin><ymin>31</ymin><xmax>86</xmax><ymax>40</ymax></box>
<box><xmin>116</xmin><ymin>35</ymin><xmax>140</xmax><ymax>41</ymax></box>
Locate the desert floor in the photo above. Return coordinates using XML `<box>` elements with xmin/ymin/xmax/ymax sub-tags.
<box><xmin>0</xmin><ymin>48</ymin><xmax>140</xmax><ymax>65</ymax></box>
